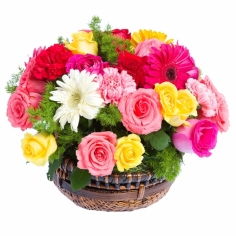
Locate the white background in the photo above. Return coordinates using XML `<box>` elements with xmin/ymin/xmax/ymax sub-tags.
<box><xmin>0</xmin><ymin>0</ymin><xmax>236</xmax><ymax>235</ymax></box>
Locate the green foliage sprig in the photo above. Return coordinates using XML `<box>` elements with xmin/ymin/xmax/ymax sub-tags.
<box><xmin>5</xmin><ymin>66</ymin><xmax>24</xmax><ymax>93</ymax></box>
<box><xmin>146</xmin><ymin>145</ymin><xmax>183</xmax><ymax>181</ymax></box>
<box><xmin>28</xmin><ymin>82</ymin><xmax>60</xmax><ymax>134</ymax></box>
<box><xmin>88</xmin><ymin>16</ymin><xmax>132</xmax><ymax>63</ymax></box>
<box><xmin>96</xmin><ymin>104</ymin><xmax>122</xmax><ymax>127</ymax></box>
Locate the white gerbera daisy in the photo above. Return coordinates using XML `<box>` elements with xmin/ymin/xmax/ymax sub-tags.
<box><xmin>50</xmin><ymin>69</ymin><xmax>104</xmax><ymax>132</ymax></box>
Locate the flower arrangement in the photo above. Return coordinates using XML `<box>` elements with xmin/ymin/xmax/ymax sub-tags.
<box><xmin>6</xmin><ymin>16</ymin><xmax>229</xmax><ymax>192</ymax></box>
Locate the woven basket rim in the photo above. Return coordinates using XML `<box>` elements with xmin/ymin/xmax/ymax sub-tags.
<box><xmin>59</xmin><ymin>156</ymin><xmax>164</xmax><ymax>188</ymax></box>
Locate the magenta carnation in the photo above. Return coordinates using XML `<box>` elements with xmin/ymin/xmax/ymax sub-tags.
<box><xmin>96</xmin><ymin>67</ymin><xmax>136</xmax><ymax>104</ymax></box>
<box><xmin>65</xmin><ymin>54</ymin><xmax>108</xmax><ymax>75</ymax></box>
<box><xmin>144</xmin><ymin>44</ymin><xmax>199</xmax><ymax>89</ymax></box>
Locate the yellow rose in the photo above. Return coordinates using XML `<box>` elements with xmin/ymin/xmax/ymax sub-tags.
<box><xmin>177</xmin><ymin>89</ymin><xmax>198</xmax><ymax>119</ymax></box>
<box><xmin>114</xmin><ymin>134</ymin><xmax>145</xmax><ymax>172</ymax></box>
<box><xmin>155</xmin><ymin>82</ymin><xmax>179</xmax><ymax>124</ymax></box>
<box><xmin>64</xmin><ymin>31</ymin><xmax>98</xmax><ymax>55</ymax></box>
<box><xmin>155</xmin><ymin>82</ymin><xmax>198</xmax><ymax>126</ymax></box>
<box><xmin>21</xmin><ymin>133</ymin><xmax>57</xmax><ymax>166</ymax></box>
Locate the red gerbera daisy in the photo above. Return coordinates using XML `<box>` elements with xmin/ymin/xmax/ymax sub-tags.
<box><xmin>144</xmin><ymin>44</ymin><xmax>199</xmax><ymax>89</ymax></box>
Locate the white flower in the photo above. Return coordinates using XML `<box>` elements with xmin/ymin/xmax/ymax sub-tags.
<box><xmin>50</xmin><ymin>69</ymin><xmax>104</xmax><ymax>132</ymax></box>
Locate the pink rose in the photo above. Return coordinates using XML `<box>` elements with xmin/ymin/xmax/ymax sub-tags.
<box><xmin>172</xmin><ymin>119</ymin><xmax>218</xmax><ymax>157</ymax></box>
<box><xmin>135</xmin><ymin>39</ymin><xmax>163</xmax><ymax>57</ymax></box>
<box><xmin>200</xmin><ymin>76</ymin><xmax>230</xmax><ymax>132</ymax></box>
<box><xmin>19</xmin><ymin>47</ymin><xmax>46</xmax><ymax>95</ymax></box>
<box><xmin>112</xmin><ymin>29</ymin><xmax>131</xmax><ymax>40</ymax></box>
<box><xmin>76</xmin><ymin>131</ymin><xmax>117</xmax><ymax>176</ymax></box>
<box><xmin>6</xmin><ymin>87</ymin><xmax>42</xmax><ymax>130</ymax></box>
<box><xmin>118</xmin><ymin>88</ymin><xmax>163</xmax><ymax>134</ymax></box>
<box><xmin>65</xmin><ymin>54</ymin><xmax>108</xmax><ymax>75</ymax></box>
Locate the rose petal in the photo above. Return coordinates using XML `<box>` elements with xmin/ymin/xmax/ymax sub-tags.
<box><xmin>172</xmin><ymin>133</ymin><xmax>194</xmax><ymax>153</ymax></box>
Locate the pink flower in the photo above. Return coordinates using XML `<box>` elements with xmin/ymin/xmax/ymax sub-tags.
<box><xmin>6</xmin><ymin>87</ymin><xmax>42</xmax><ymax>131</ymax></box>
<box><xmin>135</xmin><ymin>39</ymin><xmax>163</xmax><ymax>57</ymax></box>
<box><xmin>76</xmin><ymin>131</ymin><xmax>117</xmax><ymax>176</ymax></box>
<box><xmin>200</xmin><ymin>76</ymin><xmax>230</xmax><ymax>132</ymax></box>
<box><xmin>186</xmin><ymin>78</ymin><xmax>217</xmax><ymax>117</ymax></box>
<box><xmin>172</xmin><ymin>119</ymin><xmax>218</xmax><ymax>157</ymax></box>
<box><xmin>118</xmin><ymin>88</ymin><xmax>163</xmax><ymax>134</ymax></box>
<box><xmin>144</xmin><ymin>44</ymin><xmax>199</xmax><ymax>89</ymax></box>
<box><xmin>96</xmin><ymin>67</ymin><xmax>136</xmax><ymax>104</ymax></box>
<box><xmin>65</xmin><ymin>54</ymin><xmax>108</xmax><ymax>75</ymax></box>
<box><xmin>19</xmin><ymin>47</ymin><xmax>46</xmax><ymax>95</ymax></box>
<box><xmin>112</xmin><ymin>29</ymin><xmax>131</xmax><ymax>40</ymax></box>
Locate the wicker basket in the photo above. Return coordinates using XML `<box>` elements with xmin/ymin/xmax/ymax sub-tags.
<box><xmin>53</xmin><ymin>156</ymin><xmax>174</xmax><ymax>211</ymax></box>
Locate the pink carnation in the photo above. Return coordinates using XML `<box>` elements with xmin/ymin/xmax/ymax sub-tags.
<box><xmin>135</xmin><ymin>39</ymin><xmax>163</xmax><ymax>57</ymax></box>
<box><xmin>76</xmin><ymin>131</ymin><xmax>117</xmax><ymax>176</ymax></box>
<box><xmin>186</xmin><ymin>78</ymin><xmax>217</xmax><ymax>117</ymax></box>
<box><xmin>96</xmin><ymin>67</ymin><xmax>136</xmax><ymax>104</ymax></box>
<box><xmin>118</xmin><ymin>88</ymin><xmax>163</xmax><ymax>134</ymax></box>
<box><xmin>200</xmin><ymin>76</ymin><xmax>230</xmax><ymax>132</ymax></box>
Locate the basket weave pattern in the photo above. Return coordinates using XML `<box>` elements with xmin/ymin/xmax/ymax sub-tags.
<box><xmin>53</xmin><ymin>157</ymin><xmax>173</xmax><ymax>211</ymax></box>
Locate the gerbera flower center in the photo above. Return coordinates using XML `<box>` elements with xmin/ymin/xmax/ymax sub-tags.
<box><xmin>68</xmin><ymin>92</ymin><xmax>81</xmax><ymax>108</ymax></box>
<box><xmin>166</xmin><ymin>68</ymin><xmax>176</xmax><ymax>80</ymax></box>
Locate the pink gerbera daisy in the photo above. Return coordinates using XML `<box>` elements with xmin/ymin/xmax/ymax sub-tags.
<box><xmin>144</xmin><ymin>44</ymin><xmax>199</xmax><ymax>89</ymax></box>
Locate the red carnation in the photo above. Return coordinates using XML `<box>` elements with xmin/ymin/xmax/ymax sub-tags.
<box><xmin>32</xmin><ymin>44</ymin><xmax>73</xmax><ymax>80</ymax></box>
<box><xmin>116</xmin><ymin>51</ymin><xmax>146</xmax><ymax>88</ymax></box>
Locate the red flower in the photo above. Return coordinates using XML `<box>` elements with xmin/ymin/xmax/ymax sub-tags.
<box><xmin>116</xmin><ymin>51</ymin><xmax>146</xmax><ymax>88</ymax></box>
<box><xmin>112</xmin><ymin>29</ymin><xmax>131</xmax><ymax>40</ymax></box>
<box><xmin>32</xmin><ymin>44</ymin><xmax>73</xmax><ymax>80</ymax></box>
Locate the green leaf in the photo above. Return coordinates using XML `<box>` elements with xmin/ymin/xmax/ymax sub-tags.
<box><xmin>70</xmin><ymin>167</ymin><xmax>91</xmax><ymax>191</ymax></box>
<box><xmin>46</xmin><ymin>156</ymin><xmax>63</xmax><ymax>181</ymax></box>
<box><xmin>141</xmin><ymin>133</ymin><xmax>152</xmax><ymax>141</ymax></box>
<box><xmin>149</xmin><ymin>130</ymin><xmax>170</xmax><ymax>151</ymax></box>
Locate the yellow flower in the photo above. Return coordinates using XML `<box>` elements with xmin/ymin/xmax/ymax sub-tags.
<box><xmin>155</xmin><ymin>82</ymin><xmax>178</xmax><ymax>118</ymax></box>
<box><xmin>114</xmin><ymin>134</ymin><xmax>145</xmax><ymax>172</ymax></box>
<box><xmin>131</xmin><ymin>29</ymin><xmax>173</xmax><ymax>48</ymax></box>
<box><xmin>177</xmin><ymin>89</ymin><xmax>198</xmax><ymax>122</ymax></box>
<box><xmin>21</xmin><ymin>133</ymin><xmax>57</xmax><ymax>166</ymax></box>
<box><xmin>64</xmin><ymin>31</ymin><xmax>98</xmax><ymax>55</ymax></box>
<box><xmin>155</xmin><ymin>82</ymin><xmax>198</xmax><ymax>126</ymax></box>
